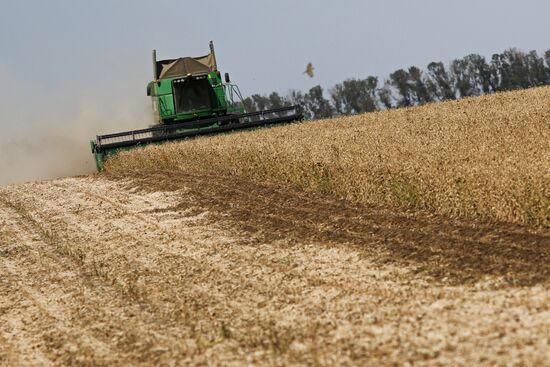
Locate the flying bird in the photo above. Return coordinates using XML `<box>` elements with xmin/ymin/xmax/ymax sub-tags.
<box><xmin>303</xmin><ymin>62</ymin><xmax>314</xmax><ymax>78</ymax></box>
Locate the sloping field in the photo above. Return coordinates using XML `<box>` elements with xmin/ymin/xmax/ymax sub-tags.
<box><xmin>1</xmin><ymin>88</ymin><xmax>549</xmax><ymax>365</ymax></box>
<box><xmin>107</xmin><ymin>87</ymin><xmax>550</xmax><ymax>226</ymax></box>
<box><xmin>1</xmin><ymin>172</ymin><xmax>549</xmax><ymax>366</ymax></box>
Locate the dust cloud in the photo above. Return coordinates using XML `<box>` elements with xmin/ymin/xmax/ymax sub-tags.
<box><xmin>0</xmin><ymin>65</ymin><xmax>151</xmax><ymax>186</ymax></box>
<box><xmin>0</xmin><ymin>103</ymin><xmax>150</xmax><ymax>186</ymax></box>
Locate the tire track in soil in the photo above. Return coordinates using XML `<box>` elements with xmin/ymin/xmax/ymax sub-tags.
<box><xmin>2</xmin><ymin>174</ymin><xmax>550</xmax><ymax>366</ymax></box>
<box><xmin>2</xmin><ymin>179</ymin><xmax>350</xmax><ymax>364</ymax></box>
<box><xmin>28</xmin><ymin>178</ymin><xmax>461</xmax><ymax>364</ymax></box>
<box><xmin>110</xmin><ymin>171</ymin><xmax>550</xmax><ymax>287</ymax></box>
<box><xmin>3</xmin><ymin>257</ymin><xmax>112</xmax><ymax>353</ymax></box>
<box><xmin>0</xmin><ymin>260</ymin><xmax>52</xmax><ymax>367</ymax></box>
<box><xmin>0</xmin><ymin>186</ymin><xmax>207</xmax><ymax>365</ymax></box>
<box><xmin>43</xmin><ymin>177</ymin><xmax>418</xmax><ymax>339</ymax></box>
<box><xmin>0</xmin><ymin>177</ymin><xmax>447</xmax><ymax>365</ymax></box>
<box><xmin>0</xmin><ymin>196</ymin><xmax>124</xmax><ymax>366</ymax></box>
<box><xmin>57</xmin><ymin>178</ymin><xmax>404</xmax><ymax>291</ymax></box>
<box><xmin>0</xmin><ymin>192</ymin><xmax>212</xmax><ymax>365</ymax></box>
<box><xmin>0</xmin><ymin>314</ymin><xmax>52</xmax><ymax>367</ymax></box>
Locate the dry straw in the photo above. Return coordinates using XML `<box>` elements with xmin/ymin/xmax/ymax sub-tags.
<box><xmin>107</xmin><ymin>87</ymin><xmax>550</xmax><ymax>226</ymax></box>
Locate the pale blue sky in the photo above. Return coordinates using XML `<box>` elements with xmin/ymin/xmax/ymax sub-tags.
<box><xmin>1</xmin><ymin>0</ymin><xmax>549</xmax><ymax>98</ymax></box>
<box><xmin>0</xmin><ymin>0</ymin><xmax>548</xmax><ymax>184</ymax></box>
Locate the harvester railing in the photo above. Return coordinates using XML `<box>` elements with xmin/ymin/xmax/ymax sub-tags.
<box><xmin>93</xmin><ymin>105</ymin><xmax>302</xmax><ymax>152</ymax></box>
<box><xmin>223</xmin><ymin>83</ymin><xmax>245</xmax><ymax>108</ymax></box>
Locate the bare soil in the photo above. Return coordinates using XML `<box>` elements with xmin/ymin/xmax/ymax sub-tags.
<box><xmin>1</xmin><ymin>172</ymin><xmax>549</xmax><ymax>366</ymax></box>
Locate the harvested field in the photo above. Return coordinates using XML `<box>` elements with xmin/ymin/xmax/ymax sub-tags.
<box><xmin>107</xmin><ymin>87</ymin><xmax>550</xmax><ymax>226</ymax></box>
<box><xmin>1</xmin><ymin>172</ymin><xmax>549</xmax><ymax>366</ymax></box>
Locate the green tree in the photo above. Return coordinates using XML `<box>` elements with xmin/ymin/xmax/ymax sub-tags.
<box><xmin>426</xmin><ymin>62</ymin><xmax>456</xmax><ymax>101</ymax></box>
<box><xmin>389</xmin><ymin>69</ymin><xmax>412</xmax><ymax>107</ymax></box>
<box><xmin>451</xmin><ymin>54</ymin><xmax>491</xmax><ymax>97</ymax></box>
<box><xmin>268</xmin><ymin>92</ymin><xmax>291</xmax><ymax>110</ymax></box>
<box><xmin>377</xmin><ymin>82</ymin><xmax>393</xmax><ymax>109</ymax></box>
<box><xmin>288</xmin><ymin>90</ymin><xmax>310</xmax><ymax>119</ymax></box>
<box><xmin>407</xmin><ymin>66</ymin><xmax>432</xmax><ymax>104</ymax></box>
<box><xmin>545</xmin><ymin>50</ymin><xmax>550</xmax><ymax>83</ymax></box>
<box><xmin>330</xmin><ymin>77</ymin><xmax>378</xmax><ymax>115</ymax></box>
<box><xmin>251</xmin><ymin>94</ymin><xmax>271</xmax><ymax>111</ymax></box>
<box><xmin>304</xmin><ymin>85</ymin><xmax>334</xmax><ymax>119</ymax></box>
<box><xmin>242</xmin><ymin>97</ymin><xmax>257</xmax><ymax>113</ymax></box>
<box><xmin>493</xmin><ymin>49</ymin><xmax>531</xmax><ymax>91</ymax></box>
<box><xmin>525</xmin><ymin>50</ymin><xmax>547</xmax><ymax>86</ymax></box>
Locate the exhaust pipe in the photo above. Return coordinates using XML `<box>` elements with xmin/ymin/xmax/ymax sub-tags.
<box><xmin>209</xmin><ymin>41</ymin><xmax>218</xmax><ymax>71</ymax></box>
<box><xmin>152</xmin><ymin>49</ymin><xmax>157</xmax><ymax>81</ymax></box>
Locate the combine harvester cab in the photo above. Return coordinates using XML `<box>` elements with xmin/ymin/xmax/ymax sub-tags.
<box><xmin>91</xmin><ymin>41</ymin><xmax>303</xmax><ymax>171</ymax></box>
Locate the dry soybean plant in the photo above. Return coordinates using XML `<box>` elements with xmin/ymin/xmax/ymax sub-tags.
<box><xmin>106</xmin><ymin>87</ymin><xmax>550</xmax><ymax>226</ymax></box>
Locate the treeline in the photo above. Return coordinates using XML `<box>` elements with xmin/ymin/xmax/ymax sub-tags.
<box><xmin>243</xmin><ymin>48</ymin><xmax>550</xmax><ymax>119</ymax></box>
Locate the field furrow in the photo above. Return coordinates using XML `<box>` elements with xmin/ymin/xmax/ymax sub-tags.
<box><xmin>1</xmin><ymin>172</ymin><xmax>549</xmax><ymax>365</ymax></box>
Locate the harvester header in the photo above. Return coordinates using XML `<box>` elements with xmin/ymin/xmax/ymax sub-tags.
<box><xmin>91</xmin><ymin>41</ymin><xmax>302</xmax><ymax>170</ymax></box>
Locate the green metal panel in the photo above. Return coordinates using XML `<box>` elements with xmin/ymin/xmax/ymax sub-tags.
<box><xmin>155</xmin><ymin>79</ymin><xmax>174</xmax><ymax>95</ymax></box>
<box><xmin>150</xmin><ymin>71</ymin><xmax>236</xmax><ymax>124</ymax></box>
<box><xmin>158</xmin><ymin>94</ymin><xmax>175</xmax><ymax>117</ymax></box>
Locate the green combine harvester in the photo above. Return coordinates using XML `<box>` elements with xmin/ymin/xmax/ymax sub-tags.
<box><xmin>91</xmin><ymin>41</ymin><xmax>303</xmax><ymax>170</ymax></box>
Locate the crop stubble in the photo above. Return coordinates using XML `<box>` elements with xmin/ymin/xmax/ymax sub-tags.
<box><xmin>0</xmin><ymin>172</ymin><xmax>549</xmax><ymax>365</ymax></box>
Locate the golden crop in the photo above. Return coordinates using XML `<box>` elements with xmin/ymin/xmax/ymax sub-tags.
<box><xmin>106</xmin><ymin>87</ymin><xmax>550</xmax><ymax>226</ymax></box>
